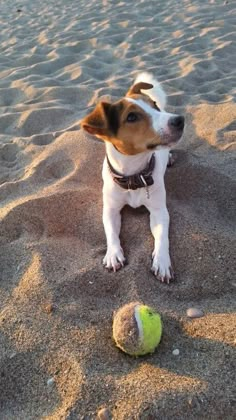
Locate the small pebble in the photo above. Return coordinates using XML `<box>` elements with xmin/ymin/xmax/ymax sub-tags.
<box><xmin>172</xmin><ymin>349</ymin><xmax>180</xmax><ymax>356</ymax></box>
<box><xmin>187</xmin><ymin>308</ymin><xmax>204</xmax><ymax>318</ymax></box>
<box><xmin>42</xmin><ymin>303</ymin><xmax>54</xmax><ymax>314</ymax></box>
<box><xmin>9</xmin><ymin>352</ymin><xmax>17</xmax><ymax>359</ymax></box>
<box><xmin>47</xmin><ymin>377</ymin><xmax>55</xmax><ymax>387</ymax></box>
<box><xmin>97</xmin><ymin>407</ymin><xmax>112</xmax><ymax>420</ymax></box>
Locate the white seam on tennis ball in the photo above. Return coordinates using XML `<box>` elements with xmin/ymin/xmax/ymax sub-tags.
<box><xmin>134</xmin><ymin>305</ymin><xmax>143</xmax><ymax>341</ymax></box>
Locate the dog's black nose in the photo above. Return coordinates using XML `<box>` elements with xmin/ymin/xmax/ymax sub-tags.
<box><xmin>168</xmin><ymin>116</ymin><xmax>185</xmax><ymax>131</ymax></box>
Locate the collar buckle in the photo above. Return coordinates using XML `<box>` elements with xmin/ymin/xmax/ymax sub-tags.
<box><xmin>106</xmin><ymin>154</ymin><xmax>155</xmax><ymax>197</ymax></box>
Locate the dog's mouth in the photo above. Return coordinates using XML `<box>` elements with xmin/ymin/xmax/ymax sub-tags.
<box><xmin>147</xmin><ymin>143</ymin><xmax>159</xmax><ymax>150</ymax></box>
<box><xmin>147</xmin><ymin>116</ymin><xmax>185</xmax><ymax>150</ymax></box>
<box><xmin>166</xmin><ymin>130</ymin><xmax>184</xmax><ymax>144</ymax></box>
<box><xmin>147</xmin><ymin>131</ymin><xmax>184</xmax><ymax>150</ymax></box>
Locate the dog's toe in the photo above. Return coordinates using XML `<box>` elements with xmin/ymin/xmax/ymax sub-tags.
<box><xmin>151</xmin><ymin>252</ymin><xmax>174</xmax><ymax>284</ymax></box>
<box><xmin>152</xmin><ymin>267</ymin><xmax>174</xmax><ymax>284</ymax></box>
<box><xmin>103</xmin><ymin>248</ymin><xmax>126</xmax><ymax>272</ymax></box>
<box><xmin>157</xmin><ymin>269</ymin><xmax>174</xmax><ymax>284</ymax></box>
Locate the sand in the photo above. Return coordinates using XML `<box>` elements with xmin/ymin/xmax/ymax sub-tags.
<box><xmin>0</xmin><ymin>0</ymin><xmax>235</xmax><ymax>418</ymax></box>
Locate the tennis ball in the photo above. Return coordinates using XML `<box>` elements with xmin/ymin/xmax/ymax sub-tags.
<box><xmin>113</xmin><ymin>302</ymin><xmax>162</xmax><ymax>356</ymax></box>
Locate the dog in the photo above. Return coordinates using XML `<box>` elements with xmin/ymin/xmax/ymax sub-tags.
<box><xmin>81</xmin><ymin>73</ymin><xmax>184</xmax><ymax>283</ymax></box>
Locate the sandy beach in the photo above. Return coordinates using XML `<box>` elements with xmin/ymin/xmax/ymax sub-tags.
<box><xmin>0</xmin><ymin>0</ymin><xmax>235</xmax><ymax>418</ymax></box>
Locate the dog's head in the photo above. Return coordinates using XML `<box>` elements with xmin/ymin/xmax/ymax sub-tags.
<box><xmin>81</xmin><ymin>75</ymin><xmax>184</xmax><ymax>155</ymax></box>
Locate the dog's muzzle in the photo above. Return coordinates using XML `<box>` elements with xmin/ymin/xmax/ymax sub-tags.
<box><xmin>168</xmin><ymin>116</ymin><xmax>185</xmax><ymax>131</ymax></box>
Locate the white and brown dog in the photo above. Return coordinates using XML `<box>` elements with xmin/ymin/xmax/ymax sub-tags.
<box><xmin>81</xmin><ymin>73</ymin><xmax>184</xmax><ymax>283</ymax></box>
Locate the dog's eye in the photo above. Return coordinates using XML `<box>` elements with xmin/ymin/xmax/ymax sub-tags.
<box><xmin>126</xmin><ymin>112</ymin><xmax>138</xmax><ymax>122</ymax></box>
<box><xmin>153</xmin><ymin>101</ymin><xmax>160</xmax><ymax>111</ymax></box>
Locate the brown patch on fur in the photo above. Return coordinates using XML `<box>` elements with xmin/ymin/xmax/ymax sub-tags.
<box><xmin>81</xmin><ymin>102</ymin><xmax>110</xmax><ymax>137</ymax></box>
<box><xmin>113</xmin><ymin>100</ymin><xmax>162</xmax><ymax>155</ymax></box>
<box><xmin>126</xmin><ymin>81</ymin><xmax>153</xmax><ymax>96</ymax></box>
<box><xmin>81</xmin><ymin>96</ymin><xmax>163</xmax><ymax>155</ymax></box>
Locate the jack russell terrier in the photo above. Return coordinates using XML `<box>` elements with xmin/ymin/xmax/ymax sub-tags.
<box><xmin>81</xmin><ymin>73</ymin><xmax>184</xmax><ymax>283</ymax></box>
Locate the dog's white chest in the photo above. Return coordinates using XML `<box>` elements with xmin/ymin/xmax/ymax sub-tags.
<box><xmin>125</xmin><ymin>189</ymin><xmax>148</xmax><ymax>208</ymax></box>
<box><xmin>102</xmin><ymin>161</ymin><xmax>153</xmax><ymax>209</ymax></box>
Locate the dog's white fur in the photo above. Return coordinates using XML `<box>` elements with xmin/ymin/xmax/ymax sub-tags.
<box><xmin>102</xmin><ymin>73</ymin><xmax>178</xmax><ymax>283</ymax></box>
<box><xmin>134</xmin><ymin>72</ymin><xmax>166</xmax><ymax>110</ymax></box>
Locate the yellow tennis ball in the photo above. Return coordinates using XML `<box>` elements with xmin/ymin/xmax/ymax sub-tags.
<box><xmin>113</xmin><ymin>302</ymin><xmax>162</xmax><ymax>356</ymax></box>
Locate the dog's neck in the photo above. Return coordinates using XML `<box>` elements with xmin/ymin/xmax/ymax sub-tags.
<box><xmin>105</xmin><ymin>143</ymin><xmax>153</xmax><ymax>176</ymax></box>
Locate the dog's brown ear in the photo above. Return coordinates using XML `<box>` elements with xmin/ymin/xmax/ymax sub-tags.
<box><xmin>81</xmin><ymin>102</ymin><xmax>111</xmax><ymax>136</ymax></box>
<box><xmin>126</xmin><ymin>82</ymin><xmax>153</xmax><ymax>96</ymax></box>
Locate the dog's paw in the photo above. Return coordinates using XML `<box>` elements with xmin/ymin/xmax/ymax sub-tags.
<box><xmin>103</xmin><ymin>247</ymin><xmax>126</xmax><ymax>272</ymax></box>
<box><xmin>151</xmin><ymin>251</ymin><xmax>174</xmax><ymax>284</ymax></box>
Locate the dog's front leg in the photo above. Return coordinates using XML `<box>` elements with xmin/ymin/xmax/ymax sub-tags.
<box><xmin>149</xmin><ymin>206</ymin><xmax>174</xmax><ymax>283</ymax></box>
<box><xmin>103</xmin><ymin>205</ymin><xmax>126</xmax><ymax>272</ymax></box>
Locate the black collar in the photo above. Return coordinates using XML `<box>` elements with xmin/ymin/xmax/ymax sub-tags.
<box><xmin>106</xmin><ymin>154</ymin><xmax>155</xmax><ymax>190</ymax></box>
